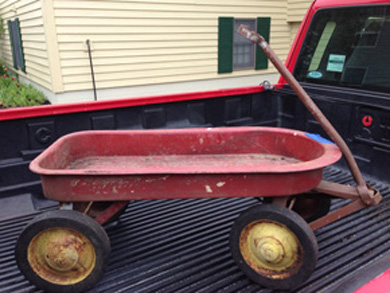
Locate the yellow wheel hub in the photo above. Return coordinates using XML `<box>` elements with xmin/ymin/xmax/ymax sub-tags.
<box><xmin>27</xmin><ymin>228</ymin><xmax>96</xmax><ymax>285</ymax></box>
<box><xmin>240</xmin><ymin>220</ymin><xmax>302</xmax><ymax>279</ymax></box>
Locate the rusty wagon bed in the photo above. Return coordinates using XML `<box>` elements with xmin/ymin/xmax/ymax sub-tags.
<box><xmin>29</xmin><ymin>127</ymin><xmax>341</xmax><ymax>202</ymax></box>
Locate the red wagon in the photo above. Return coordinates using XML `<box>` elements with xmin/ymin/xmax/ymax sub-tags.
<box><xmin>15</xmin><ymin>26</ymin><xmax>382</xmax><ymax>292</ymax></box>
<box><xmin>30</xmin><ymin>127</ymin><xmax>341</xmax><ymax>202</ymax></box>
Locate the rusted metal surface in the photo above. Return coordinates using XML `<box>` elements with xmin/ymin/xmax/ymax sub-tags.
<box><xmin>314</xmin><ymin>180</ymin><xmax>381</xmax><ymax>205</ymax></box>
<box><xmin>94</xmin><ymin>201</ymin><xmax>128</xmax><ymax>224</ymax></box>
<box><xmin>31</xmin><ymin>127</ymin><xmax>341</xmax><ymax>175</ymax></box>
<box><xmin>309</xmin><ymin>183</ymin><xmax>382</xmax><ymax>229</ymax></box>
<box><xmin>271</xmin><ymin>196</ymin><xmax>289</xmax><ymax>207</ymax></box>
<box><xmin>239</xmin><ymin>220</ymin><xmax>302</xmax><ymax>279</ymax></box>
<box><xmin>314</xmin><ymin>180</ymin><xmax>361</xmax><ymax>200</ymax></box>
<box><xmin>27</xmin><ymin>228</ymin><xmax>96</xmax><ymax>285</ymax></box>
<box><xmin>30</xmin><ymin>127</ymin><xmax>341</xmax><ymax>202</ymax></box>
<box><xmin>309</xmin><ymin>181</ymin><xmax>382</xmax><ymax>228</ymax></box>
<box><xmin>42</xmin><ymin>172</ymin><xmax>323</xmax><ymax>202</ymax></box>
<box><xmin>237</xmin><ymin>25</ymin><xmax>382</xmax><ymax>207</ymax></box>
<box><xmin>67</xmin><ymin>153</ymin><xmax>301</xmax><ymax>170</ymax></box>
<box><xmin>309</xmin><ymin>199</ymin><xmax>367</xmax><ymax>230</ymax></box>
<box><xmin>73</xmin><ymin>201</ymin><xmax>128</xmax><ymax>224</ymax></box>
<box><xmin>83</xmin><ymin>201</ymin><xmax>94</xmax><ymax>215</ymax></box>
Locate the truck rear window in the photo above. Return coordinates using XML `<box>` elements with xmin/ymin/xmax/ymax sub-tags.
<box><xmin>294</xmin><ymin>5</ymin><xmax>390</xmax><ymax>93</ymax></box>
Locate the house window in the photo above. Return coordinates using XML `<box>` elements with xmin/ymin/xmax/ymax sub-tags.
<box><xmin>233</xmin><ymin>19</ymin><xmax>256</xmax><ymax>69</ymax></box>
<box><xmin>218</xmin><ymin>17</ymin><xmax>271</xmax><ymax>74</ymax></box>
<box><xmin>7</xmin><ymin>18</ymin><xmax>26</xmax><ymax>72</ymax></box>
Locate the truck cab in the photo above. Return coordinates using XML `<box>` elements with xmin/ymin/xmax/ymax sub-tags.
<box><xmin>282</xmin><ymin>0</ymin><xmax>390</xmax><ymax>183</ymax></box>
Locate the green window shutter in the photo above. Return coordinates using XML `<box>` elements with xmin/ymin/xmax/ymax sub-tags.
<box><xmin>14</xmin><ymin>18</ymin><xmax>26</xmax><ymax>73</ymax></box>
<box><xmin>7</xmin><ymin>20</ymin><xmax>17</xmax><ymax>69</ymax></box>
<box><xmin>7</xmin><ymin>19</ymin><xmax>26</xmax><ymax>72</ymax></box>
<box><xmin>255</xmin><ymin>17</ymin><xmax>271</xmax><ymax>70</ymax></box>
<box><xmin>218</xmin><ymin>17</ymin><xmax>234</xmax><ymax>74</ymax></box>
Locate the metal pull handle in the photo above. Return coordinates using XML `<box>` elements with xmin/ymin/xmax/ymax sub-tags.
<box><xmin>237</xmin><ymin>24</ymin><xmax>380</xmax><ymax>205</ymax></box>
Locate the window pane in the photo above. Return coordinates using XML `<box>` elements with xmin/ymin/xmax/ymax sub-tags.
<box><xmin>294</xmin><ymin>6</ymin><xmax>390</xmax><ymax>93</ymax></box>
<box><xmin>233</xmin><ymin>19</ymin><xmax>255</xmax><ymax>69</ymax></box>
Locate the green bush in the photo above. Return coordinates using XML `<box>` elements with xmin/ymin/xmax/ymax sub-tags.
<box><xmin>0</xmin><ymin>60</ymin><xmax>8</xmax><ymax>77</ymax></box>
<box><xmin>0</xmin><ymin>75</ymin><xmax>47</xmax><ymax>108</ymax></box>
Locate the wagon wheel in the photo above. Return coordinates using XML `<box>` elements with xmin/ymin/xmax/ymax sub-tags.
<box><xmin>262</xmin><ymin>193</ymin><xmax>331</xmax><ymax>222</ymax></box>
<box><xmin>73</xmin><ymin>201</ymin><xmax>128</xmax><ymax>224</ymax></box>
<box><xmin>15</xmin><ymin>210</ymin><xmax>110</xmax><ymax>293</ymax></box>
<box><xmin>230</xmin><ymin>204</ymin><xmax>318</xmax><ymax>290</ymax></box>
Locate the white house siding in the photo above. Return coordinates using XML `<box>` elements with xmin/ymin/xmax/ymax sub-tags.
<box><xmin>287</xmin><ymin>0</ymin><xmax>312</xmax><ymax>22</ymax></box>
<box><xmin>52</xmin><ymin>0</ymin><xmax>293</xmax><ymax>95</ymax></box>
<box><xmin>0</xmin><ymin>0</ymin><xmax>52</xmax><ymax>90</ymax></box>
<box><xmin>0</xmin><ymin>0</ymin><xmax>313</xmax><ymax>103</ymax></box>
<box><xmin>289</xmin><ymin>22</ymin><xmax>301</xmax><ymax>45</ymax></box>
<box><xmin>287</xmin><ymin>0</ymin><xmax>311</xmax><ymax>61</ymax></box>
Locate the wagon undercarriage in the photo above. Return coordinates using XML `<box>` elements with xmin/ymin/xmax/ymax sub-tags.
<box><xmin>1</xmin><ymin>166</ymin><xmax>390</xmax><ymax>292</ymax></box>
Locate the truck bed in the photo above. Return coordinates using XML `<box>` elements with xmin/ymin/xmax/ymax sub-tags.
<box><xmin>1</xmin><ymin>166</ymin><xmax>390</xmax><ymax>293</ymax></box>
<box><xmin>1</xmin><ymin>85</ymin><xmax>390</xmax><ymax>292</ymax></box>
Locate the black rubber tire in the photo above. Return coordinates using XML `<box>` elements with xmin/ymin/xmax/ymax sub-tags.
<box><xmin>230</xmin><ymin>204</ymin><xmax>318</xmax><ymax>290</ymax></box>
<box><xmin>292</xmin><ymin>194</ymin><xmax>331</xmax><ymax>223</ymax></box>
<box><xmin>263</xmin><ymin>193</ymin><xmax>331</xmax><ymax>223</ymax></box>
<box><xmin>15</xmin><ymin>210</ymin><xmax>111</xmax><ymax>293</ymax></box>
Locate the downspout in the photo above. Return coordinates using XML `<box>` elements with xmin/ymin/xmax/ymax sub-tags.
<box><xmin>86</xmin><ymin>39</ymin><xmax>97</xmax><ymax>101</ymax></box>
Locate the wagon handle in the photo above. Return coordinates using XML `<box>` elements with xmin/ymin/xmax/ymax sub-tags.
<box><xmin>237</xmin><ymin>25</ymin><xmax>381</xmax><ymax>206</ymax></box>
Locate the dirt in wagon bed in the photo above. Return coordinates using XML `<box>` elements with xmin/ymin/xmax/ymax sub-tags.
<box><xmin>66</xmin><ymin>153</ymin><xmax>301</xmax><ymax>170</ymax></box>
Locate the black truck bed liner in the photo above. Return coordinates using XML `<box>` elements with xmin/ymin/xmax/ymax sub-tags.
<box><xmin>2</xmin><ymin>86</ymin><xmax>390</xmax><ymax>292</ymax></box>
<box><xmin>2</xmin><ymin>166</ymin><xmax>390</xmax><ymax>293</ymax></box>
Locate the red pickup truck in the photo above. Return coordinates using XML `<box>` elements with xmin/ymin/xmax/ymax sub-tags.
<box><xmin>1</xmin><ymin>0</ymin><xmax>390</xmax><ymax>292</ymax></box>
